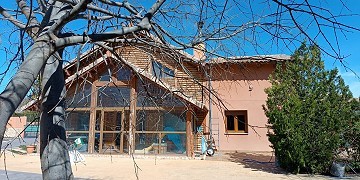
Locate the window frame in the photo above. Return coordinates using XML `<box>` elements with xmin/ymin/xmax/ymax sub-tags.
<box><xmin>224</xmin><ymin>110</ymin><xmax>248</xmax><ymax>134</ymax></box>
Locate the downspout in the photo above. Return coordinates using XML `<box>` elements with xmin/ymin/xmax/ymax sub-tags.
<box><xmin>208</xmin><ymin>64</ymin><xmax>212</xmax><ymax>140</ymax></box>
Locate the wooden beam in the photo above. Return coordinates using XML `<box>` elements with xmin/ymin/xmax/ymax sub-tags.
<box><xmin>88</xmin><ymin>84</ymin><xmax>97</xmax><ymax>153</ymax></box>
<box><xmin>95</xmin><ymin>107</ymin><xmax>130</xmax><ymax>111</ymax></box>
<box><xmin>135</xmin><ymin>106</ymin><xmax>185</xmax><ymax>111</ymax></box>
<box><xmin>128</xmin><ymin>75</ymin><xmax>137</xmax><ymax>154</ymax></box>
<box><xmin>186</xmin><ymin>109</ymin><xmax>193</xmax><ymax>157</ymax></box>
<box><xmin>120</xmin><ymin>110</ymin><xmax>124</xmax><ymax>153</ymax></box>
<box><xmin>93</xmin><ymin>80</ymin><xmax>129</xmax><ymax>87</ymax></box>
<box><xmin>99</xmin><ymin>110</ymin><xmax>104</xmax><ymax>153</ymax></box>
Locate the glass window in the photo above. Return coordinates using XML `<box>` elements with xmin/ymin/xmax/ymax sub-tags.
<box><xmin>101</xmin><ymin>132</ymin><xmax>121</xmax><ymax>153</ymax></box>
<box><xmin>152</xmin><ymin>61</ymin><xmax>174</xmax><ymax>79</ymax></box>
<box><xmin>237</xmin><ymin>115</ymin><xmax>246</xmax><ymax>132</ymax></box>
<box><xmin>94</xmin><ymin>132</ymin><xmax>101</xmax><ymax>152</ymax></box>
<box><xmin>95</xmin><ymin>110</ymin><xmax>101</xmax><ymax>131</ymax></box>
<box><xmin>135</xmin><ymin>133</ymin><xmax>158</xmax><ymax>154</ymax></box>
<box><xmin>225</xmin><ymin>110</ymin><xmax>248</xmax><ymax>133</ymax></box>
<box><xmin>66</xmin><ymin>83</ymin><xmax>92</xmax><ymax>108</ymax></box>
<box><xmin>66</xmin><ymin>111</ymin><xmax>90</xmax><ymax>131</ymax></box>
<box><xmin>163</xmin><ymin>111</ymin><xmax>186</xmax><ymax>131</ymax></box>
<box><xmin>161</xmin><ymin>133</ymin><xmax>186</xmax><ymax>154</ymax></box>
<box><xmin>136</xmin><ymin>80</ymin><xmax>184</xmax><ymax>107</ymax></box>
<box><xmin>116</xmin><ymin>65</ymin><xmax>132</xmax><ymax>81</ymax></box>
<box><xmin>103</xmin><ymin>111</ymin><xmax>122</xmax><ymax>131</ymax></box>
<box><xmin>99</xmin><ymin>70</ymin><xmax>111</xmax><ymax>81</ymax></box>
<box><xmin>135</xmin><ymin>110</ymin><xmax>162</xmax><ymax>131</ymax></box>
<box><xmin>226</xmin><ymin>115</ymin><xmax>235</xmax><ymax>131</ymax></box>
<box><xmin>136</xmin><ymin>110</ymin><xmax>186</xmax><ymax>132</ymax></box>
<box><xmin>152</xmin><ymin>61</ymin><xmax>162</xmax><ymax>78</ymax></box>
<box><xmin>97</xmin><ymin>87</ymin><xmax>130</xmax><ymax>107</ymax></box>
<box><xmin>134</xmin><ymin>133</ymin><xmax>186</xmax><ymax>154</ymax></box>
<box><xmin>67</xmin><ymin>132</ymin><xmax>89</xmax><ymax>152</ymax></box>
<box><xmin>163</xmin><ymin>66</ymin><xmax>175</xmax><ymax>78</ymax></box>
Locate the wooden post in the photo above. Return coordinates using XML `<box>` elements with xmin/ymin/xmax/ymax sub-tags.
<box><xmin>120</xmin><ymin>110</ymin><xmax>124</xmax><ymax>153</ymax></box>
<box><xmin>99</xmin><ymin>110</ymin><xmax>104</xmax><ymax>153</ymax></box>
<box><xmin>186</xmin><ymin>109</ymin><xmax>193</xmax><ymax>157</ymax></box>
<box><xmin>158</xmin><ymin>133</ymin><xmax>162</xmax><ymax>154</ymax></box>
<box><xmin>128</xmin><ymin>75</ymin><xmax>137</xmax><ymax>154</ymax></box>
<box><xmin>88</xmin><ymin>84</ymin><xmax>97</xmax><ymax>153</ymax></box>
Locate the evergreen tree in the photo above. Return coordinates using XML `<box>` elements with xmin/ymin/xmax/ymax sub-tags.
<box><xmin>344</xmin><ymin>98</ymin><xmax>360</xmax><ymax>170</ymax></box>
<box><xmin>264</xmin><ymin>43</ymin><xmax>354</xmax><ymax>174</ymax></box>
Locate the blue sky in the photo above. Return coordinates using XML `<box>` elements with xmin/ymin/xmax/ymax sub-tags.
<box><xmin>317</xmin><ymin>1</ymin><xmax>360</xmax><ymax>97</ymax></box>
<box><xmin>0</xmin><ymin>0</ymin><xmax>359</xmax><ymax>97</ymax></box>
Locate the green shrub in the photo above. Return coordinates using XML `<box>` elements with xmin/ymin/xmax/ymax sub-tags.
<box><xmin>264</xmin><ymin>43</ymin><xmax>355</xmax><ymax>174</ymax></box>
<box><xmin>344</xmin><ymin>99</ymin><xmax>360</xmax><ymax>171</ymax></box>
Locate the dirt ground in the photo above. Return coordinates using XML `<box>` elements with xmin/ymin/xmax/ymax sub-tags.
<box><xmin>0</xmin><ymin>151</ymin><xmax>358</xmax><ymax>180</ymax></box>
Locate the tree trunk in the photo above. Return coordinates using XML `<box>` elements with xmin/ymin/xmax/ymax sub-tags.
<box><xmin>0</xmin><ymin>39</ymin><xmax>53</xmax><ymax>144</ymax></box>
<box><xmin>40</xmin><ymin>53</ymin><xmax>73</xmax><ymax>179</ymax></box>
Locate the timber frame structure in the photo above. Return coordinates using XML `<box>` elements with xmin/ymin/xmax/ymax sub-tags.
<box><xmin>55</xmin><ymin>35</ymin><xmax>208</xmax><ymax>157</ymax></box>
<box><xmin>24</xmin><ymin>34</ymin><xmax>291</xmax><ymax>157</ymax></box>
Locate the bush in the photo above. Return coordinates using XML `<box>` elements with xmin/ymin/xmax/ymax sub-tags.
<box><xmin>344</xmin><ymin>99</ymin><xmax>360</xmax><ymax>171</ymax></box>
<box><xmin>264</xmin><ymin>43</ymin><xmax>355</xmax><ymax>174</ymax></box>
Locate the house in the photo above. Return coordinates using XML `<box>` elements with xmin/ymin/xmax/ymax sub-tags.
<box><xmin>24</xmin><ymin>35</ymin><xmax>290</xmax><ymax>156</ymax></box>
<box><xmin>5</xmin><ymin>116</ymin><xmax>27</xmax><ymax>139</ymax></box>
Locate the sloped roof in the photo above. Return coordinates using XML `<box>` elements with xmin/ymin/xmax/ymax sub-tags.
<box><xmin>22</xmin><ymin>44</ymin><xmax>206</xmax><ymax>111</ymax></box>
<box><xmin>206</xmin><ymin>54</ymin><xmax>291</xmax><ymax>64</ymax></box>
<box><xmin>21</xmin><ymin>32</ymin><xmax>291</xmax><ymax>111</ymax></box>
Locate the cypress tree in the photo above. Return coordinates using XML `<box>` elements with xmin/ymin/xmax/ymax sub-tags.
<box><xmin>264</xmin><ymin>42</ymin><xmax>354</xmax><ymax>174</ymax></box>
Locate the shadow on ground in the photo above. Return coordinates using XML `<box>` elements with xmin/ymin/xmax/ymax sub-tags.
<box><xmin>225</xmin><ymin>152</ymin><xmax>287</xmax><ymax>174</ymax></box>
<box><xmin>0</xmin><ymin>170</ymin><xmax>97</xmax><ymax>180</ymax></box>
<box><xmin>0</xmin><ymin>170</ymin><xmax>41</xmax><ymax>180</ymax></box>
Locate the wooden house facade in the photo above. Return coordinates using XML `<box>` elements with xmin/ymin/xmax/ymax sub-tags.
<box><xmin>24</xmin><ymin>36</ymin><xmax>291</xmax><ymax>156</ymax></box>
<box><xmin>62</xmin><ymin>41</ymin><xmax>208</xmax><ymax>156</ymax></box>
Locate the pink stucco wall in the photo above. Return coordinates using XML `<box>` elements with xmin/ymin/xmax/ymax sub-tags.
<box><xmin>6</xmin><ymin>116</ymin><xmax>27</xmax><ymax>138</ymax></box>
<box><xmin>205</xmin><ymin>63</ymin><xmax>276</xmax><ymax>152</ymax></box>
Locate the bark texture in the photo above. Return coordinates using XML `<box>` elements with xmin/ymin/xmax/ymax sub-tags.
<box><xmin>0</xmin><ymin>38</ymin><xmax>53</xmax><ymax>145</ymax></box>
<box><xmin>40</xmin><ymin>53</ymin><xmax>73</xmax><ymax>179</ymax></box>
<box><xmin>0</xmin><ymin>1</ymin><xmax>164</xmax><ymax>179</ymax></box>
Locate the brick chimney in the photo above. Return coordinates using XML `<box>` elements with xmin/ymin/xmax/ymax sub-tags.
<box><xmin>193</xmin><ymin>42</ymin><xmax>206</xmax><ymax>61</ymax></box>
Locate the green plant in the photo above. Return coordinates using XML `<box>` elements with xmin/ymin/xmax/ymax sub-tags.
<box><xmin>9</xmin><ymin>149</ymin><xmax>26</xmax><ymax>155</ymax></box>
<box><xmin>344</xmin><ymin>99</ymin><xmax>360</xmax><ymax>171</ymax></box>
<box><xmin>19</xmin><ymin>145</ymin><xmax>27</xmax><ymax>151</ymax></box>
<box><xmin>264</xmin><ymin>43</ymin><xmax>355</xmax><ymax>174</ymax></box>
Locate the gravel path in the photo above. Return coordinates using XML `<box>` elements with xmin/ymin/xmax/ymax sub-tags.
<box><xmin>0</xmin><ymin>152</ymin><xmax>358</xmax><ymax>180</ymax></box>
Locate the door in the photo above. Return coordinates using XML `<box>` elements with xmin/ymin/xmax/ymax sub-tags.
<box><xmin>95</xmin><ymin>110</ymin><xmax>125</xmax><ymax>153</ymax></box>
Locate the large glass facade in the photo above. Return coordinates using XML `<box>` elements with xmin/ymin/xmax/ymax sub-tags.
<box><xmin>65</xmin><ymin>111</ymin><xmax>90</xmax><ymax>153</ymax></box>
<box><xmin>93</xmin><ymin>110</ymin><xmax>130</xmax><ymax>154</ymax></box>
<box><xmin>136</xmin><ymin>110</ymin><xmax>186</xmax><ymax>131</ymax></box>
<box><xmin>97</xmin><ymin>86</ymin><xmax>130</xmax><ymax>107</ymax></box>
<box><xmin>134</xmin><ymin>110</ymin><xmax>186</xmax><ymax>154</ymax></box>
<box><xmin>137</xmin><ymin>80</ymin><xmax>185</xmax><ymax>107</ymax></box>
<box><xmin>65</xmin><ymin>62</ymin><xmax>191</xmax><ymax>155</ymax></box>
<box><xmin>134</xmin><ymin>132</ymin><xmax>186</xmax><ymax>154</ymax></box>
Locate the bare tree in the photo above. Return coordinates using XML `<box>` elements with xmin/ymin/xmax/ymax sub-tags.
<box><xmin>0</xmin><ymin>0</ymin><xmax>359</xmax><ymax>179</ymax></box>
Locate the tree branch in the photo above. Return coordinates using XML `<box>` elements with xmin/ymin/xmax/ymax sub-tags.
<box><xmin>0</xmin><ymin>6</ymin><xmax>26</xmax><ymax>29</ymax></box>
<box><xmin>98</xmin><ymin>0</ymin><xmax>139</xmax><ymax>15</ymax></box>
<box><xmin>55</xmin><ymin>0</ymin><xmax>166</xmax><ymax>47</ymax></box>
<box><xmin>48</xmin><ymin>0</ymin><xmax>91</xmax><ymax>33</ymax></box>
<box><xmin>16</xmin><ymin>0</ymin><xmax>40</xmax><ymax>34</ymax></box>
